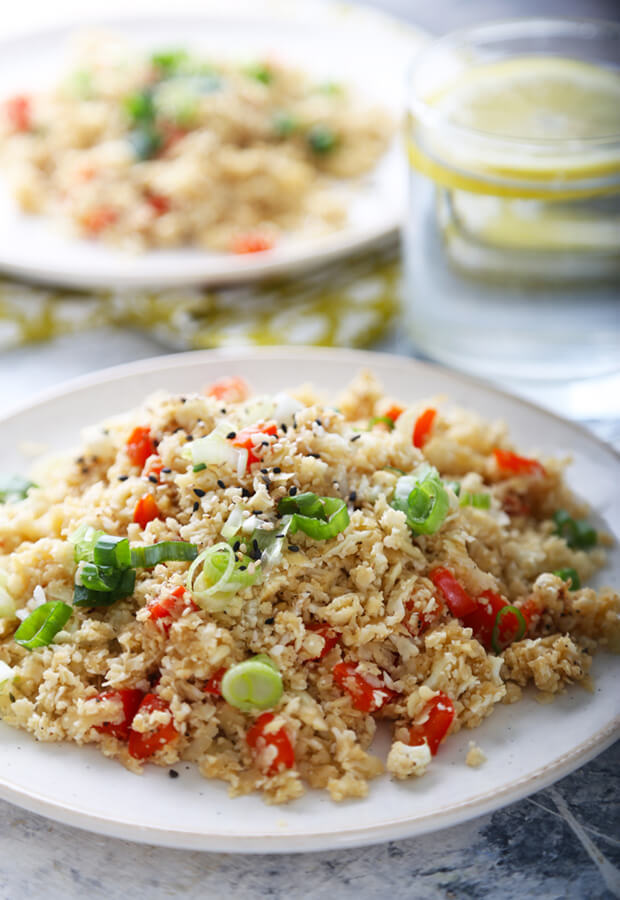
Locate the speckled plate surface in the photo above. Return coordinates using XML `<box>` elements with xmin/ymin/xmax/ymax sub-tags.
<box><xmin>0</xmin><ymin>347</ymin><xmax>618</xmax><ymax>852</ymax></box>
<box><xmin>0</xmin><ymin>1</ymin><xmax>424</xmax><ymax>289</ymax></box>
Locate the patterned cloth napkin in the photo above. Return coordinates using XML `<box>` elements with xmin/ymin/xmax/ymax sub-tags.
<box><xmin>0</xmin><ymin>240</ymin><xmax>401</xmax><ymax>351</ymax></box>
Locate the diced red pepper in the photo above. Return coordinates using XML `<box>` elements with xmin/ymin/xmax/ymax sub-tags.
<box><xmin>146</xmin><ymin>584</ymin><xmax>197</xmax><ymax>634</ymax></box>
<box><xmin>408</xmin><ymin>691</ymin><xmax>455</xmax><ymax>755</ymax></box>
<box><xmin>306</xmin><ymin>623</ymin><xmax>340</xmax><ymax>660</ymax></box>
<box><xmin>81</xmin><ymin>206</ymin><xmax>118</xmax><ymax>234</ymax></box>
<box><xmin>332</xmin><ymin>661</ymin><xmax>396</xmax><ymax>713</ymax></box>
<box><xmin>94</xmin><ymin>688</ymin><xmax>144</xmax><ymax>742</ymax></box>
<box><xmin>204</xmin><ymin>666</ymin><xmax>227</xmax><ymax>696</ymax></box>
<box><xmin>127</xmin><ymin>426</ymin><xmax>156</xmax><ymax>468</ymax></box>
<box><xmin>429</xmin><ymin>567</ymin><xmax>477</xmax><ymax>618</ymax></box>
<box><xmin>142</xmin><ymin>455</ymin><xmax>164</xmax><ymax>483</ymax></box>
<box><xmin>231</xmin><ymin>233</ymin><xmax>274</xmax><ymax>254</ymax></box>
<box><xmin>404</xmin><ymin>597</ymin><xmax>443</xmax><ymax>637</ymax></box>
<box><xmin>128</xmin><ymin>693</ymin><xmax>178</xmax><ymax>760</ymax></box>
<box><xmin>493</xmin><ymin>448</ymin><xmax>546</xmax><ymax>477</ymax></box>
<box><xmin>384</xmin><ymin>404</ymin><xmax>405</xmax><ymax>423</ymax></box>
<box><xmin>461</xmin><ymin>589</ymin><xmax>507</xmax><ymax>649</ymax></box>
<box><xmin>246</xmin><ymin>711</ymin><xmax>295</xmax><ymax>776</ymax></box>
<box><xmin>133</xmin><ymin>494</ymin><xmax>162</xmax><ymax>529</ymax></box>
<box><xmin>231</xmin><ymin>423</ymin><xmax>278</xmax><ymax>471</ymax></box>
<box><xmin>5</xmin><ymin>94</ymin><xmax>31</xmax><ymax>132</ymax></box>
<box><xmin>413</xmin><ymin>408</ymin><xmax>437</xmax><ymax>449</ymax></box>
<box><xmin>205</xmin><ymin>376</ymin><xmax>250</xmax><ymax>404</ymax></box>
<box><xmin>145</xmin><ymin>192</ymin><xmax>170</xmax><ymax>215</ymax></box>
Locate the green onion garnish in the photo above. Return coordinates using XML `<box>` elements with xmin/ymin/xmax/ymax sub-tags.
<box><xmin>553</xmin><ymin>567</ymin><xmax>581</xmax><ymax>590</ymax></box>
<box><xmin>70</xmin><ymin>523</ymin><xmax>104</xmax><ymax>563</ymax></box>
<box><xmin>244</xmin><ymin>62</ymin><xmax>273</xmax><ymax>84</ymax></box>
<box><xmin>277</xmin><ymin>492</ymin><xmax>349</xmax><ymax>541</ymax></box>
<box><xmin>130</xmin><ymin>541</ymin><xmax>198</xmax><ymax>568</ymax></box>
<box><xmin>123</xmin><ymin>89</ymin><xmax>155</xmax><ymax>123</ymax></box>
<box><xmin>73</xmin><ymin>569</ymin><xmax>136</xmax><ymax>608</ymax></box>
<box><xmin>460</xmin><ymin>491</ymin><xmax>491</xmax><ymax>509</ymax></box>
<box><xmin>552</xmin><ymin>510</ymin><xmax>597</xmax><ymax>550</ymax></box>
<box><xmin>391</xmin><ymin>465</ymin><xmax>450</xmax><ymax>536</ymax></box>
<box><xmin>187</xmin><ymin>542</ymin><xmax>259</xmax><ymax>612</ymax></box>
<box><xmin>93</xmin><ymin>535</ymin><xmax>132</xmax><ymax>569</ymax></box>
<box><xmin>368</xmin><ymin>416</ymin><xmax>395</xmax><ymax>431</ymax></box>
<box><xmin>151</xmin><ymin>49</ymin><xmax>190</xmax><ymax>76</ymax></box>
<box><xmin>491</xmin><ymin>605</ymin><xmax>527</xmax><ymax>655</ymax></box>
<box><xmin>128</xmin><ymin>127</ymin><xmax>163</xmax><ymax>161</ymax></box>
<box><xmin>79</xmin><ymin>562</ymin><xmax>124</xmax><ymax>593</ymax></box>
<box><xmin>221</xmin><ymin>655</ymin><xmax>283</xmax><ymax>711</ymax></box>
<box><xmin>0</xmin><ymin>475</ymin><xmax>36</xmax><ymax>503</ymax></box>
<box><xmin>14</xmin><ymin>601</ymin><xmax>72</xmax><ymax>650</ymax></box>
<box><xmin>193</xmin><ymin>463</ymin><xmax>207</xmax><ymax>472</ymax></box>
<box><xmin>307</xmin><ymin>124</ymin><xmax>337</xmax><ymax>154</ymax></box>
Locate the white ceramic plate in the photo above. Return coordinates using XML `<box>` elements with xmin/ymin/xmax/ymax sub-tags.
<box><xmin>0</xmin><ymin>1</ymin><xmax>424</xmax><ymax>289</ymax></box>
<box><xmin>0</xmin><ymin>347</ymin><xmax>618</xmax><ymax>852</ymax></box>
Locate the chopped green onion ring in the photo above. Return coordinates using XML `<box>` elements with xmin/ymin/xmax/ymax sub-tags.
<box><xmin>14</xmin><ymin>601</ymin><xmax>72</xmax><ymax>650</ymax></box>
<box><xmin>277</xmin><ymin>492</ymin><xmax>349</xmax><ymax>541</ymax></box>
<box><xmin>221</xmin><ymin>656</ymin><xmax>283</xmax><ymax>711</ymax></box>
<box><xmin>460</xmin><ymin>491</ymin><xmax>491</xmax><ymax>509</ymax></box>
<box><xmin>73</xmin><ymin>569</ymin><xmax>136</xmax><ymax>608</ymax></box>
<box><xmin>187</xmin><ymin>542</ymin><xmax>259</xmax><ymax>611</ymax></box>
<box><xmin>0</xmin><ymin>475</ymin><xmax>36</xmax><ymax>504</ymax></box>
<box><xmin>391</xmin><ymin>466</ymin><xmax>450</xmax><ymax>536</ymax></box>
<box><xmin>491</xmin><ymin>605</ymin><xmax>527</xmax><ymax>655</ymax></box>
<box><xmin>193</xmin><ymin>463</ymin><xmax>207</xmax><ymax>472</ymax></box>
<box><xmin>553</xmin><ymin>510</ymin><xmax>597</xmax><ymax>550</ymax></box>
<box><xmin>78</xmin><ymin>562</ymin><xmax>122</xmax><ymax>593</ymax></box>
<box><xmin>368</xmin><ymin>416</ymin><xmax>395</xmax><ymax>431</ymax></box>
<box><xmin>130</xmin><ymin>541</ymin><xmax>198</xmax><ymax>568</ymax></box>
<box><xmin>553</xmin><ymin>567</ymin><xmax>581</xmax><ymax>590</ymax></box>
<box><xmin>93</xmin><ymin>535</ymin><xmax>131</xmax><ymax>569</ymax></box>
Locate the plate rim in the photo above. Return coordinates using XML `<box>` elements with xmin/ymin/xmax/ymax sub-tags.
<box><xmin>0</xmin><ymin>5</ymin><xmax>425</xmax><ymax>289</ymax></box>
<box><xmin>0</xmin><ymin>345</ymin><xmax>618</xmax><ymax>852</ymax></box>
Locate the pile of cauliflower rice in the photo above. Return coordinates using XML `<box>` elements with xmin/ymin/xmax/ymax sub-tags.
<box><xmin>0</xmin><ymin>371</ymin><xmax>618</xmax><ymax>805</ymax></box>
<box><xmin>0</xmin><ymin>35</ymin><xmax>392</xmax><ymax>252</ymax></box>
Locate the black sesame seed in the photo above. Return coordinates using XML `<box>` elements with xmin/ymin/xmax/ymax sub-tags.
<box><xmin>276</xmin><ymin>533</ymin><xmax>285</xmax><ymax>538</ymax></box>
<box><xmin>173</xmin><ymin>426</ymin><xmax>183</xmax><ymax>433</ymax></box>
<box><xmin>351</xmin><ymin>434</ymin><xmax>362</xmax><ymax>442</ymax></box>
<box><xmin>241</xmin><ymin>488</ymin><xmax>251</xmax><ymax>498</ymax></box>
<box><xmin>118</xmin><ymin>475</ymin><xmax>129</xmax><ymax>482</ymax></box>
<box><xmin>193</xmin><ymin>488</ymin><xmax>206</xmax><ymax>498</ymax></box>
<box><xmin>349</xmin><ymin>491</ymin><xmax>357</xmax><ymax>502</ymax></box>
<box><xmin>281</xmin><ymin>424</ymin><xmax>288</xmax><ymax>433</ymax></box>
<box><xmin>288</xmin><ymin>545</ymin><xmax>300</xmax><ymax>552</ymax></box>
<box><xmin>238</xmin><ymin>565</ymin><xmax>247</xmax><ymax>571</ymax></box>
<box><xmin>180</xmin><ymin>397</ymin><xmax>187</xmax><ymax>404</ymax></box>
<box><xmin>309</xmin><ymin>453</ymin><xmax>320</xmax><ymax>459</ymax></box>
<box><xmin>192</xmin><ymin>501</ymin><xmax>199</xmax><ymax>512</ymax></box>
<box><xmin>162</xmin><ymin>467</ymin><xmax>172</xmax><ymax>474</ymax></box>
<box><xmin>169</xmin><ymin>769</ymin><xmax>179</xmax><ymax>779</ymax></box>
<box><xmin>289</xmin><ymin>486</ymin><xmax>298</xmax><ymax>496</ymax></box>
<box><xmin>260</xmin><ymin>468</ymin><xmax>268</xmax><ymax>474</ymax></box>
<box><xmin>261</xmin><ymin>441</ymin><xmax>269</xmax><ymax>448</ymax></box>
<box><xmin>315</xmin><ymin>418</ymin><xmax>322</xmax><ymax>426</ymax></box>
<box><xmin>273</xmin><ymin>467</ymin><xmax>281</xmax><ymax>474</ymax></box>
<box><xmin>265</xmin><ymin>617</ymin><xmax>275</xmax><ymax>625</ymax></box>
<box><xmin>262</xmin><ymin>476</ymin><xmax>271</xmax><ymax>488</ymax></box>
<box><xmin>148</xmin><ymin>475</ymin><xmax>158</xmax><ymax>484</ymax></box>
<box><xmin>81</xmin><ymin>467</ymin><xmax>89</xmax><ymax>475</ymax></box>
<box><xmin>185</xmin><ymin>435</ymin><xmax>194</xmax><ymax>442</ymax></box>
<box><xmin>226</xmin><ymin>432</ymin><xmax>237</xmax><ymax>440</ymax></box>
<box><xmin>217</xmin><ymin>479</ymin><xmax>226</xmax><ymax>489</ymax></box>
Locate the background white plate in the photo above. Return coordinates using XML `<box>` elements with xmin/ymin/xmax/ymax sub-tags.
<box><xmin>0</xmin><ymin>2</ymin><xmax>424</xmax><ymax>289</ymax></box>
<box><xmin>0</xmin><ymin>347</ymin><xmax>618</xmax><ymax>852</ymax></box>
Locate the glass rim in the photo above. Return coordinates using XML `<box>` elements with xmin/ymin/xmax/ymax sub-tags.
<box><xmin>407</xmin><ymin>17</ymin><xmax>620</xmax><ymax>152</ymax></box>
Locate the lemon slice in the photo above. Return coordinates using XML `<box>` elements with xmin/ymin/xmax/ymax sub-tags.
<box><xmin>410</xmin><ymin>56</ymin><xmax>620</xmax><ymax>197</ymax></box>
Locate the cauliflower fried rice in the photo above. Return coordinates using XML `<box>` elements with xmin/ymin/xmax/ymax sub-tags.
<box><xmin>0</xmin><ymin>371</ymin><xmax>618</xmax><ymax>805</ymax></box>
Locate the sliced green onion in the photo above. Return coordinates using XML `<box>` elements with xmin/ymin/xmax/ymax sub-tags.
<box><xmin>93</xmin><ymin>535</ymin><xmax>131</xmax><ymax>569</ymax></box>
<box><xmin>78</xmin><ymin>562</ymin><xmax>122</xmax><ymax>593</ymax></box>
<box><xmin>73</xmin><ymin>569</ymin><xmax>136</xmax><ymax>607</ymax></box>
<box><xmin>193</xmin><ymin>463</ymin><xmax>207</xmax><ymax>472</ymax></box>
<box><xmin>151</xmin><ymin>49</ymin><xmax>190</xmax><ymax>76</ymax></box>
<box><xmin>491</xmin><ymin>605</ymin><xmax>527</xmax><ymax>654</ymax></box>
<box><xmin>14</xmin><ymin>601</ymin><xmax>72</xmax><ymax>650</ymax></box>
<box><xmin>553</xmin><ymin>510</ymin><xmax>597</xmax><ymax>550</ymax></box>
<box><xmin>307</xmin><ymin>124</ymin><xmax>337</xmax><ymax>154</ymax></box>
<box><xmin>69</xmin><ymin>524</ymin><xmax>104</xmax><ymax>563</ymax></box>
<box><xmin>130</xmin><ymin>541</ymin><xmax>197</xmax><ymax>568</ymax></box>
<box><xmin>244</xmin><ymin>62</ymin><xmax>272</xmax><ymax>84</ymax></box>
<box><xmin>128</xmin><ymin>127</ymin><xmax>162</xmax><ymax>161</ymax></box>
<box><xmin>220</xmin><ymin>656</ymin><xmax>283</xmax><ymax>711</ymax></box>
<box><xmin>252</xmin><ymin>516</ymin><xmax>292</xmax><ymax>569</ymax></box>
<box><xmin>368</xmin><ymin>416</ymin><xmax>395</xmax><ymax>431</ymax></box>
<box><xmin>277</xmin><ymin>492</ymin><xmax>349</xmax><ymax>541</ymax></box>
<box><xmin>553</xmin><ymin>567</ymin><xmax>581</xmax><ymax>590</ymax></box>
<box><xmin>123</xmin><ymin>89</ymin><xmax>155</xmax><ymax>123</ymax></box>
<box><xmin>391</xmin><ymin>465</ymin><xmax>450</xmax><ymax>536</ymax></box>
<box><xmin>460</xmin><ymin>491</ymin><xmax>491</xmax><ymax>509</ymax></box>
<box><xmin>0</xmin><ymin>475</ymin><xmax>36</xmax><ymax>503</ymax></box>
<box><xmin>187</xmin><ymin>543</ymin><xmax>259</xmax><ymax>611</ymax></box>
<box><xmin>445</xmin><ymin>480</ymin><xmax>461</xmax><ymax>497</ymax></box>
<box><xmin>272</xmin><ymin>110</ymin><xmax>298</xmax><ymax>137</ymax></box>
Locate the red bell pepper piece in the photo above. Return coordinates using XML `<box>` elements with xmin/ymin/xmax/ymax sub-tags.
<box><xmin>332</xmin><ymin>661</ymin><xmax>396</xmax><ymax>713</ymax></box>
<box><xmin>5</xmin><ymin>94</ymin><xmax>31</xmax><ymax>131</ymax></box>
<box><xmin>408</xmin><ymin>692</ymin><xmax>455</xmax><ymax>755</ymax></box>
<box><xmin>413</xmin><ymin>408</ymin><xmax>437</xmax><ymax>449</ymax></box>
<box><xmin>231</xmin><ymin>233</ymin><xmax>274</xmax><ymax>254</ymax></box>
<box><xmin>204</xmin><ymin>666</ymin><xmax>227</xmax><ymax>696</ymax></box>
<box><xmin>429</xmin><ymin>567</ymin><xmax>477</xmax><ymax>618</ymax></box>
<box><xmin>94</xmin><ymin>688</ymin><xmax>145</xmax><ymax>741</ymax></box>
<box><xmin>146</xmin><ymin>584</ymin><xmax>197</xmax><ymax>634</ymax></box>
<box><xmin>232</xmin><ymin>423</ymin><xmax>278</xmax><ymax>471</ymax></box>
<box><xmin>461</xmin><ymin>589</ymin><xmax>507</xmax><ymax>649</ymax></box>
<box><xmin>127</xmin><ymin>426</ymin><xmax>156</xmax><ymax>468</ymax></box>
<box><xmin>493</xmin><ymin>448</ymin><xmax>545</xmax><ymax>477</ymax></box>
<box><xmin>128</xmin><ymin>693</ymin><xmax>178</xmax><ymax>760</ymax></box>
<box><xmin>246</xmin><ymin>711</ymin><xmax>295</xmax><ymax>776</ymax></box>
<box><xmin>384</xmin><ymin>404</ymin><xmax>405</xmax><ymax>423</ymax></box>
<box><xmin>205</xmin><ymin>376</ymin><xmax>250</xmax><ymax>404</ymax></box>
<box><xmin>306</xmin><ymin>623</ymin><xmax>340</xmax><ymax>660</ymax></box>
<box><xmin>133</xmin><ymin>494</ymin><xmax>162</xmax><ymax>529</ymax></box>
